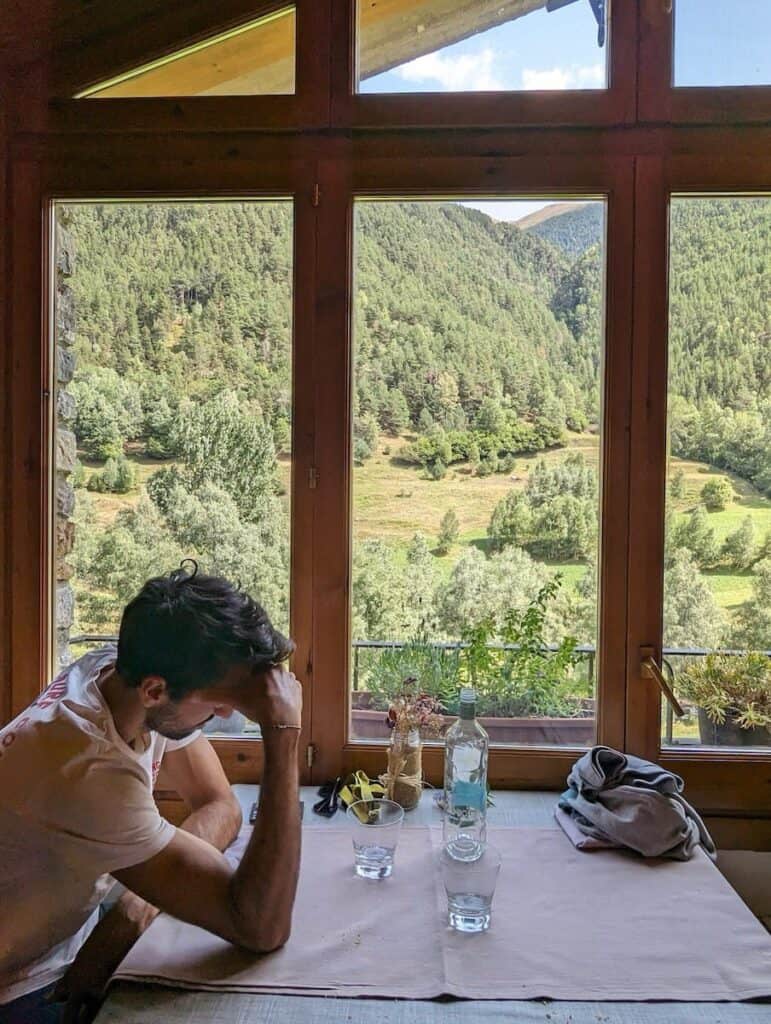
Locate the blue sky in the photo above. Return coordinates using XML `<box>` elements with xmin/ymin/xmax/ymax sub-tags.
<box><xmin>675</xmin><ymin>1</ymin><xmax>770</xmax><ymax>87</ymax></box>
<box><xmin>361</xmin><ymin>2</ymin><xmax>606</xmax><ymax>94</ymax></box>
<box><xmin>360</xmin><ymin>1</ymin><xmax>769</xmax><ymax>223</ymax></box>
<box><xmin>361</xmin><ymin>1</ymin><xmax>770</xmax><ymax>94</ymax></box>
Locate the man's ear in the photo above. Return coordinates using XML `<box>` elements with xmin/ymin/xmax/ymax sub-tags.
<box><xmin>138</xmin><ymin>675</ymin><xmax>169</xmax><ymax>708</ymax></box>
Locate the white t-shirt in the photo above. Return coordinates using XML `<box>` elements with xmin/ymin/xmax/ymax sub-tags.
<box><xmin>0</xmin><ymin>645</ymin><xmax>200</xmax><ymax>1004</ymax></box>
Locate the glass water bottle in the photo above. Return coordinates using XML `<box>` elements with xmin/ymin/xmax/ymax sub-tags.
<box><xmin>443</xmin><ymin>687</ymin><xmax>488</xmax><ymax>860</ymax></box>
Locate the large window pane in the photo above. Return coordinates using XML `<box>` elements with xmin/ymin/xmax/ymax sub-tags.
<box><xmin>81</xmin><ymin>7</ymin><xmax>296</xmax><ymax>97</ymax></box>
<box><xmin>350</xmin><ymin>198</ymin><xmax>606</xmax><ymax>746</ymax></box>
<box><xmin>674</xmin><ymin>0</ymin><xmax>770</xmax><ymax>87</ymax></box>
<box><xmin>663</xmin><ymin>196</ymin><xmax>771</xmax><ymax>750</ymax></box>
<box><xmin>53</xmin><ymin>201</ymin><xmax>294</xmax><ymax>737</ymax></box>
<box><xmin>357</xmin><ymin>1</ymin><xmax>608</xmax><ymax>94</ymax></box>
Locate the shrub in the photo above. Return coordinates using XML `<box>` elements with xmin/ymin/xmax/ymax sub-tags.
<box><xmin>426</xmin><ymin>459</ymin><xmax>447</xmax><ymax>481</ymax></box>
<box><xmin>675</xmin><ymin>653</ymin><xmax>771</xmax><ymax>731</ymax></box>
<box><xmin>87</xmin><ymin>456</ymin><xmax>136</xmax><ymax>494</ymax></box>
<box><xmin>457</xmin><ymin>578</ymin><xmax>583</xmax><ymax>719</ymax></box>
<box><xmin>700</xmin><ymin>477</ymin><xmax>733</xmax><ymax>512</ymax></box>
<box><xmin>721</xmin><ymin>516</ymin><xmax>756</xmax><ymax>570</ymax></box>
<box><xmin>669</xmin><ymin>469</ymin><xmax>686</xmax><ymax>500</ymax></box>
<box><xmin>436</xmin><ymin>509</ymin><xmax>459</xmax><ymax>555</ymax></box>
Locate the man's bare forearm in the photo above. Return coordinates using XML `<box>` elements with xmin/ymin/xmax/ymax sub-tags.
<box><xmin>55</xmin><ymin>796</ymin><xmax>244</xmax><ymax>1007</ymax></box>
<box><xmin>179</xmin><ymin>793</ymin><xmax>242</xmax><ymax>850</ymax></box>
<box><xmin>230</xmin><ymin>730</ymin><xmax>301</xmax><ymax>951</ymax></box>
<box><xmin>89</xmin><ymin>794</ymin><xmax>243</xmax><ymax>945</ymax></box>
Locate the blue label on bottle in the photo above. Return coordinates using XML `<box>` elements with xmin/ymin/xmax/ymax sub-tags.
<box><xmin>452</xmin><ymin>780</ymin><xmax>485</xmax><ymax>811</ymax></box>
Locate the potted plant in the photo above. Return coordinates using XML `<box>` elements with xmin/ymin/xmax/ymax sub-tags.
<box><xmin>456</xmin><ymin>577</ymin><xmax>593</xmax><ymax>745</ymax></box>
<box><xmin>351</xmin><ymin>578</ymin><xmax>595</xmax><ymax>746</ymax></box>
<box><xmin>675</xmin><ymin>652</ymin><xmax>771</xmax><ymax>747</ymax></box>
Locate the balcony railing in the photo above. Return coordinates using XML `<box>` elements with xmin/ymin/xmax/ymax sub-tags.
<box><xmin>70</xmin><ymin>634</ymin><xmax>769</xmax><ymax>693</ymax></box>
<box><xmin>69</xmin><ymin>634</ymin><xmax>769</xmax><ymax>747</ymax></box>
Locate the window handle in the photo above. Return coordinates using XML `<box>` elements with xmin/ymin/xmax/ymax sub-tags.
<box><xmin>640</xmin><ymin>649</ymin><xmax>685</xmax><ymax>718</ymax></box>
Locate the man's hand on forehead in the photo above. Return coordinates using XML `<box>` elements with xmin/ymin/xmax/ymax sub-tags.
<box><xmin>228</xmin><ymin>665</ymin><xmax>302</xmax><ymax>731</ymax></box>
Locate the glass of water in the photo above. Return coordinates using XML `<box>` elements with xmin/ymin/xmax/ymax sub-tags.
<box><xmin>439</xmin><ymin>844</ymin><xmax>502</xmax><ymax>932</ymax></box>
<box><xmin>347</xmin><ymin>798</ymin><xmax>405</xmax><ymax>879</ymax></box>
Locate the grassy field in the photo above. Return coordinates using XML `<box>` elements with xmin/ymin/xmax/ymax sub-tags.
<box><xmin>81</xmin><ymin>431</ymin><xmax>770</xmax><ymax>616</ymax></box>
<box><xmin>665</xmin><ymin>456</ymin><xmax>771</xmax><ymax>611</ymax></box>
<box><xmin>353</xmin><ymin>432</ymin><xmax>599</xmax><ymax>558</ymax></box>
<box><xmin>350</xmin><ymin>433</ymin><xmax>770</xmax><ymax>612</ymax></box>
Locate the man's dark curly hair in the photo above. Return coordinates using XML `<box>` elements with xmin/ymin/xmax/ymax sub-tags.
<box><xmin>116</xmin><ymin>561</ymin><xmax>294</xmax><ymax>699</ymax></box>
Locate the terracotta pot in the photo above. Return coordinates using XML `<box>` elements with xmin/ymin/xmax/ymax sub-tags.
<box><xmin>697</xmin><ymin>709</ymin><xmax>771</xmax><ymax>747</ymax></box>
<box><xmin>350</xmin><ymin>708</ymin><xmax>595</xmax><ymax>746</ymax></box>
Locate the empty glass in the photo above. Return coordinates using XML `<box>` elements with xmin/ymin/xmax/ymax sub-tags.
<box><xmin>439</xmin><ymin>844</ymin><xmax>502</xmax><ymax>932</ymax></box>
<box><xmin>347</xmin><ymin>798</ymin><xmax>404</xmax><ymax>879</ymax></box>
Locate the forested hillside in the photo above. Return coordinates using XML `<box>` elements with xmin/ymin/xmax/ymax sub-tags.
<box><xmin>539</xmin><ymin>198</ymin><xmax>771</xmax><ymax>497</ymax></box>
<box><xmin>524</xmin><ymin>203</ymin><xmax>603</xmax><ymax>257</ymax></box>
<box><xmin>62</xmin><ymin>197</ymin><xmax>771</xmax><ymax>657</ymax></box>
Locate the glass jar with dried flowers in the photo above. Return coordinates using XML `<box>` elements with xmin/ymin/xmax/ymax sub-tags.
<box><xmin>382</xmin><ymin>677</ymin><xmax>444</xmax><ymax>810</ymax></box>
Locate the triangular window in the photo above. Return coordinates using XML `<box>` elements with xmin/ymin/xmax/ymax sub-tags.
<box><xmin>79</xmin><ymin>5</ymin><xmax>295</xmax><ymax>98</ymax></box>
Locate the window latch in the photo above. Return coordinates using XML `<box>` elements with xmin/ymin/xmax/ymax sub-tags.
<box><xmin>640</xmin><ymin>647</ymin><xmax>685</xmax><ymax>718</ymax></box>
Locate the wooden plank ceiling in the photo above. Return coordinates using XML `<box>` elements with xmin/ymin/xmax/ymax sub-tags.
<box><xmin>1</xmin><ymin>0</ymin><xmax>546</xmax><ymax>97</ymax></box>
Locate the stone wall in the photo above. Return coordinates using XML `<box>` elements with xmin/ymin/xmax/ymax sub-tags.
<box><xmin>55</xmin><ymin>215</ymin><xmax>76</xmax><ymax>667</ymax></box>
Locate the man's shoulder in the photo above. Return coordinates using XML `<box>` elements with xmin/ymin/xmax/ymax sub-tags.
<box><xmin>0</xmin><ymin>650</ymin><xmax>146</xmax><ymax>812</ymax></box>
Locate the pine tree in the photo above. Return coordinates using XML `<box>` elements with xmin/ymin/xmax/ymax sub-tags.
<box><xmin>669</xmin><ymin>469</ymin><xmax>686</xmax><ymax>500</ymax></box>
<box><xmin>721</xmin><ymin>516</ymin><xmax>756</xmax><ymax>570</ymax></box>
<box><xmin>437</xmin><ymin>509</ymin><xmax>460</xmax><ymax>555</ymax></box>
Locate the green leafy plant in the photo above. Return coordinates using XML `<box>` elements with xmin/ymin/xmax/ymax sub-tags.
<box><xmin>700</xmin><ymin>476</ymin><xmax>733</xmax><ymax>512</ymax></box>
<box><xmin>360</xmin><ymin>580</ymin><xmax>585</xmax><ymax>720</ymax></box>
<box><xmin>436</xmin><ymin>509</ymin><xmax>460</xmax><ymax>555</ymax></box>
<box><xmin>359</xmin><ymin>630</ymin><xmax>460</xmax><ymax>712</ymax></box>
<box><xmin>675</xmin><ymin>652</ymin><xmax>771</xmax><ymax>731</ymax></box>
<box><xmin>457</xmin><ymin>578</ymin><xmax>583</xmax><ymax>719</ymax></box>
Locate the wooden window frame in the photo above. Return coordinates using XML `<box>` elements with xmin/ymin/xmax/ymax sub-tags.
<box><xmin>627</xmin><ymin>154</ymin><xmax>771</xmax><ymax>818</ymax></box>
<box><xmin>310</xmin><ymin>153</ymin><xmax>635</xmax><ymax>789</ymax></box>
<box><xmin>332</xmin><ymin>0</ymin><xmax>637</xmax><ymax>129</ymax></box>
<box><xmin>639</xmin><ymin>0</ymin><xmax>771</xmax><ymax>124</ymax></box>
<box><xmin>16</xmin><ymin>0</ymin><xmax>331</xmax><ymax>136</ymax></box>
<box><xmin>1</xmin><ymin>2</ymin><xmax>770</xmax><ymax>840</ymax></box>
<box><xmin>5</xmin><ymin>138</ymin><xmax>318</xmax><ymax>784</ymax></box>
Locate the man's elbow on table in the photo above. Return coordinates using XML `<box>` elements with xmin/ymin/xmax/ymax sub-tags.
<box><xmin>228</xmin><ymin>899</ymin><xmax>292</xmax><ymax>955</ymax></box>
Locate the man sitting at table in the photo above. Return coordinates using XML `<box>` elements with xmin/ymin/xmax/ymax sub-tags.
<box><xmin>0</xmin><ymin>563</ymin><xmax>303</xmax><ymax>1023</ymax></box>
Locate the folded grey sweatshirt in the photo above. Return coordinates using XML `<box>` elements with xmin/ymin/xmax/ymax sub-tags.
<box><xmin>558</xmin><ymin>746</ymin><xmax>716</xmax><ymax>861</ymax></box>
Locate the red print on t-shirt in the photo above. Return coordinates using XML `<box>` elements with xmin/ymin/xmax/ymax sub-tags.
<box><xmin>35</xmin><ymin>671</ymin><xmax>69</xmax><ymax>710</ymax></box>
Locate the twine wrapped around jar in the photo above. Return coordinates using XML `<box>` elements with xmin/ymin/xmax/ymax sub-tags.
<box><xmin>383</xmin><ymin>727</ymin><xmax>423</xmax><ymax>811</ymax></box>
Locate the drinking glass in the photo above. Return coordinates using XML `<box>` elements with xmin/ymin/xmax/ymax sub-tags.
<box><xmin>439</xmin><ymin>844</ymin><xmax>502</xmax><ymax>932</ymax></box>
<box><xmin>347</xmin><ymin>798</ymin><xmax>404</xmax><ymax>879</ymax></box>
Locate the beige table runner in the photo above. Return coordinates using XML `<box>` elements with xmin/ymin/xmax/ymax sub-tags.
<box><xmin>115</xmin><ymin>826</ymin><xmax>771</xmax><ymax>1001</ymax></box>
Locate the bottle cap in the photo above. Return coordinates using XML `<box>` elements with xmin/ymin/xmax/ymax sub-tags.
<box><xmin>459</xmin><ymin>687</ymin><xmax>477</xmax><ymax>719</ymax></box>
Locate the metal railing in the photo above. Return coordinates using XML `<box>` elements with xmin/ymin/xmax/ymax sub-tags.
<box><xmin>350</xmin><ymin>639</ymin><xmax>599</xmax><ymax>693</ymax></box>
<box><xmin>71</xmin><ymin>634</ymin><xmax>769</xmax><ymax>694</ymax></box>
<box><xmin>70</xmin><ymin>634</ymin><xmax>769</xmax><ymax>746</ymax></box>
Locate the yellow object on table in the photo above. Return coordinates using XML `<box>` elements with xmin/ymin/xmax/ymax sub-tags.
<box><xmin>338</xmin><ymin>770</ymin><xmax>386</xmax><ymax>821</ymax></box>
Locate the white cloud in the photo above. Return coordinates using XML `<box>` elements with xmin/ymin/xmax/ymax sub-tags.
<box><xmin>395</xmin><ymin>48</ymin><xmax>504</xmax><ymax>92</ymax></box>
<box><xmin>521</xmin><ymin>63</ymin><xmax>604</xmax><ymax>91</ymax></box>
